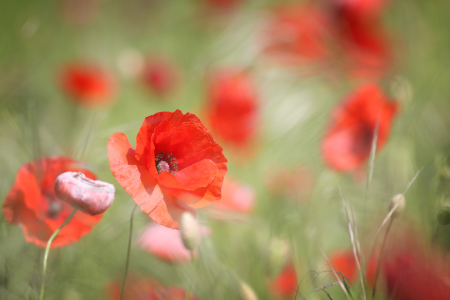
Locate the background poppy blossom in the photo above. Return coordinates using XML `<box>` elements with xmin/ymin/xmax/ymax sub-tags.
<box><xmin>321</xmin><ymin>84</ymin><xmax>398</xmax><ymax>172</ymax></box>
<box><xmin>206</xmin><ymin>177</ymin><xmax>255</xmax><ymax>219</ymax></box>
<box><xmin>108</xmin><ymin>275</ymin><xmax>197</xmax><ymax>300</ymax></box>
<box><xmin>328</xmin><ymin>250</ymin><xmax>376</xmax><ymax>285</ymax></box>
<box><xmin>138</xmin><ymin>222</ymin><xmax>210</xmax><ymax>263</ymax></box>
<box><xmin>269</xmin><ymin>263</ymin><xmax>298</xmax><ymax>299</ymax></box>
<box><xmin>2</xmin><ymin>157</ymin><xmax>102</xmax><ymax>248</ymax></box>
<box><xmin>59</xmin><ymin>62</ymin><xmax>116</xmax><ymax>106</ymax></box>
<box><xmin>107</xmin><ymin>109</ymin><xmax>227</xmax><ymax>229</ymax></box>
<box><xmin>262</xmin><ymin>4</ymin><xmax>329</xmax><ymax>65</ymax></box>
<box><xmin>141</xmin><ymin>56</ymin><xmax>180</xmax><ymax>97</ymax></box>
<box><xmin>205</xmin><ymin>69</ymin><xmax>259</xmax><ymax>148</ymax></box>
<box><xmin>330</xmin><ymin>0</ymin><xmax>392</xmax><ymax>79</ymax></box>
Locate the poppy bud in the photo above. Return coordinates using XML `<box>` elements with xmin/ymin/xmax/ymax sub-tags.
<box><xmin>267</xmin><ymin>238</ymin><xmax>290</xmax><ymax>278</ymax></box>
<box><xmin>437</xmin><ymin>205</ymin><xmax>450</xmax><ymax>226</ymax></box>
<box><xmin>389</xmin><ymin>194</ymin><xmax>405</xmax><ymax>217</ymax></box>
<box><xmin>180</xmin><ymin>212</ymin><xmax>200</xmax><ymax>251</ymax></box>
<box><xmin>238</xmin><ymin>282</ymin><xmax>258</xmax><ymax>300</ymax></box>
<box><xmin>55</xmin><ymin>172</ymin><xmax>115</xmax><ymax>215</ymax></box>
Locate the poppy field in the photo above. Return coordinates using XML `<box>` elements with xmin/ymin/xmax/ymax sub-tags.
<box><xmin>1</xmin><ymin>0</ymin><xmax>450</xmax><ymax>299</ymax></box>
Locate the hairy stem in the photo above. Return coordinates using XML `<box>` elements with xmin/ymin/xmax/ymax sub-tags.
<box><xmin>120</xmin><ymin>205</ymin><xmax>137</xmax><ymax>300</ymax></box>
<box><xmin>39</xmin><ymin>208</ymin><xmax>78</xmax><ymax>300</ymax></box>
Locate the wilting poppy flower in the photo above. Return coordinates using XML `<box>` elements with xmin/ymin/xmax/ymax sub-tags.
<box><xmin>262</xmin><ymin>4</ymin><xmax>329</xmax><ymax>65</ymax></box>
<box><xmin>2</xmin><ymin>157</ymin><xmax>102</xmax><ymax>248</ymax></box>
<box><xmin>321</xmin><ymin>84</ymin><xmax>398</xmax><ymax>172</ymax></box>
<box><xmin>269</xmin><ymin>263</ymin><xmax>298</xmax><ymax>299</ymax></box>
<box><xmin>108</xmin><ymin>275</ymin><xmax>197</xmax><ymax>300</ymax></box>
<box><xmin>330</xmin><ymin>0</ymin><xmax>392</xmax><ymax>79</ymax></box>
<box><xmin>328</xmin><ymin>250</ymin><xmax>377</xmax><ymax>285</ymax></box>
<box><xmin>206</xmin><ymin>178</ymin><xmax>255</xmax><ymax>220</ymax></box>
<box><xmin>138</xmin><ymin>222</ymin><xmax>210</xmax><ymax>263</ymax></box>
<box><xmin>55</xmin><ymin>172</ymin><xmax>115</xmax><ymax>215</ymax></box>
<box><xmin>141</xmin><ymin>56</ymin><xmax>180</xmax><ymax>97</ymax></box>
<box><xmin>205</xmin><ymin>69</ymin><xmax>259</xmax><ymax>148</ymax></box>
<box><xmin>107</xmin><ymin>110</ymin><xmax>227</xmax><ymax>229</ymax></box>
<box><xmin>60</xmin><ymin>62</ymin><xmax>116</xmax><ymax>106</ymax></box>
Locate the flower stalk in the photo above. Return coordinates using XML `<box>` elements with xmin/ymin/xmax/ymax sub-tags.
<box><xmin>39</xmin><ymin>208</ymin><xmax>78</xmax><ymax>300</ymax></box>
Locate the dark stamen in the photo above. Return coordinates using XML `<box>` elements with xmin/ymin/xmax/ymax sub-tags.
<box><xmin>155</xmin><ymin>152</ymin><xmax>178</xmax><ymax>175</ymax></box>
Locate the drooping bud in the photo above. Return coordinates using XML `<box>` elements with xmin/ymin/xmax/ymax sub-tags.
<box><xmin>267</xmin><ymin>238</ymin><xmax>290</xmax><ymax>278</ymax></box>
<box><xmin>180</xmin><ymin>212</ymin><xmax>200</xmax><ymax>251</ymax></box>
<box><xmin>55</xmin><ymin>172</ymin><xmax>115</xmax><ymax>215</ymax></box>
<box><xmin>389</xmin><ymin>194</ymin><xmax>405</xmax><ymax>218</ymax></box>
<box><xmin>238</xmin><ymin>282</ymin><xmax>258</xmax><ymax>300</ymax></box>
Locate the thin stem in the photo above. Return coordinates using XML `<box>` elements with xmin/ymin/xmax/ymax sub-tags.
<box><xmin>39</xmin><ymin>208</ymin><xmax>78</xmax><ymax>300</ymax></box>
<box><xmin>120</xmin><ymin>205</ymin><xmax>137</xmax><ymax>300</ymax></box>
<box><xmin>372</xmin><ymin>218</ymin><xmax>394</xmax><ymax>299</ymax></box>
<box><xmin>185</xmin><ymin>251</ymin><xmax>195</xmax><ymax>300</ymax></box>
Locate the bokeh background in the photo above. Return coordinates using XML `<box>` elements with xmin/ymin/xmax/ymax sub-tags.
<box><xmin>2</xmin><ymin>0</ymin><xmax>450</xmax><ymax>299</ymax></box>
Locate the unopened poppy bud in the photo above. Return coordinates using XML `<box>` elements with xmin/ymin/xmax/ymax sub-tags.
<box><xmin>437</xmin><ymin>205</ymin><xmax>450</xmax><ymax>226</ymax></box>
<box><xmin>267</xmin><ymin>238</ymin><xmax>290</xmax><ymax>278</ymax></box>
<box><xmin>389</xmin><ymin>194</ymin><xmax>405</xmax><ymax>217</ymax></box>
<box><xmin>180</xmin><ymin>212</ymin><xmax>200</xmax><ymax>251</ymax></box>
<box><xmin>55</xmin><ymin>172</ymin><xmax>115</xmax><ymax>215</ymax></box>
<box><xmin>238</xmin><ymin>282</ymin><xmax>258</xmax><ymax>300</ymax></box>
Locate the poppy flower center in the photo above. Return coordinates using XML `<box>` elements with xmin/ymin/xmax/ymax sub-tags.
<box><xmin>155</xmin><ymin>152</ymin><xmax>178</xmax><ymax>175</ymax></box>
<box><xmin>46</xmin><ymin>199</ymin><xmax>63</xmax><ymax>219</ymax></box>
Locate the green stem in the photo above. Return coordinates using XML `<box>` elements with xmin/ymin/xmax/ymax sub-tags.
<box><xmin>185</xmin><ymin>251</ymin><xmax>195</xmax><ymax>300</ymax></box>
<box><xmin>39</xmin><ymin>208</ymin><xmax>78</xmax><ymax>300</ymax></box>
<box><xmin>120</xmin><ymin>205</ymin><xmax>137</xmax><ymax>300</ymax></box>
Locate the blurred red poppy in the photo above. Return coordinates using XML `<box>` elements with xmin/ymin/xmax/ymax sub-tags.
<box><xmin>379</xmin><ymin>231</ymin><xmax>450</xmax><ymax>300</ymax></box>
<box><xmin>138</xmin><ymin>222</ymin><xmax>210</xmax><ymax>263</ymax></box>
<box><xmin>107</xmin><ymin>110</ymin><xmax>227</xmax><ymax>229</ymax></box>
<box><xmin>328</xmin><ymin>250</ymin><xmax>377</xmax><ymax>285</ymax></box>
<box><xmin>60</xmin><ymin>62</ymin><xmax>116</xmax><ymax>106</ymax></box>
<box><xmin>141</xmin><ymin>57</ymin><xmax>180</xmax><ymax>97</ymax></box>
<box><xmin>269</xmin><ymin>263</ymin><xmax>298</xmax><ymax>299</ymax></box>
<box><xmin>2</xmin><ymin>157</ymin><xmax>102</xmax><ymax>248</ymax></box>
<box><xmin>206</xmin><ymin>177</ymin><xmax>255</xmax><ymax>220</ymax></box>
<box><xmin>262</xmin><ymin>4</ymin><xmax>329</xmax><ymax>65</ymax></box>
<box><xmin>108</xmin><ymin>276</ymin><xmax>197</xmax><ymax>300</ymax></box>
<box><xmin>205</xmin><ymin>69</ymin><xmax>259</xmax><ymax>148</ymax></box>
<box><xmin>330</xmin><ymin>0</ymin><xmax>392</xmax><ymax>79</ymax></box>
<box><xmin>321</xmin><ymin>84</ymin><xmax>398</xmax><ymax>172</ymax></box>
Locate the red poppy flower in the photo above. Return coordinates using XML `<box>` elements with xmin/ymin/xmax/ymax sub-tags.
<box><xmin>107</xmin><ymin>110</ymin><xmax>227</xmax><ymax>229</ymax></box>
<box><xmin>60</xmin><ymin>62</ymin><xmax>116</xmax><ymax>106</ymax></box>
<box><xmin>138</xmin><ymin>222</ymin><xmax>210</xmax><ymax>263</ymax></box>
<box><xmin>269</xmin><ymin>263</ymin><xmax>298</xmax><ymax>299</ymax></box>
<box><xmin>328</xmin><ymin>250</ymin><xmax>377</xmax><ymax>285</ymax></box>
<box><xmin>321</xmin><ymin>84</ymin><xmax>398</xmax><ymax>172</ymax></box>
<box><xmin>330</xmin><ymin>0</ymin><xmax>391</xmax><ymax>79</ymax></box>
<box><xmin>108</xmin><ymin>276</ymin><xmax>197</xmax><ymax>300</ymax></box>
<box><xmin>141</xmin><ymin>56</ymin><xmax>180</xmax><ymax>97</ymax></box>
<box><xmin>205</xmin><ymin>69</ymin><xmax>259</xmax><ymax>148</ymax></box>
<box><xmin>2</xmin><ymin>157</ymin><xmax>102</xmax><ymax>248</ymax></box>
<box><xmin>206</xmin><ymin>177</ymin><xmax>255</xmax><ymax>221</ymax></box>
<box><xmin>263</xmin><ymin>4</ymin><xmax>329</xmax><ymax>65</ymax></box>
<box><xmin>380</xmin><ymin>232</ymin><xmax>450</xmax><ymax>300</ymax></box>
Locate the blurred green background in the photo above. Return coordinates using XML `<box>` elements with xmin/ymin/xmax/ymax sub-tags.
<box><xmin>1</xmin><ymin>0</ymin><xmax>450</xmax><ymax>299</ymax></box>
